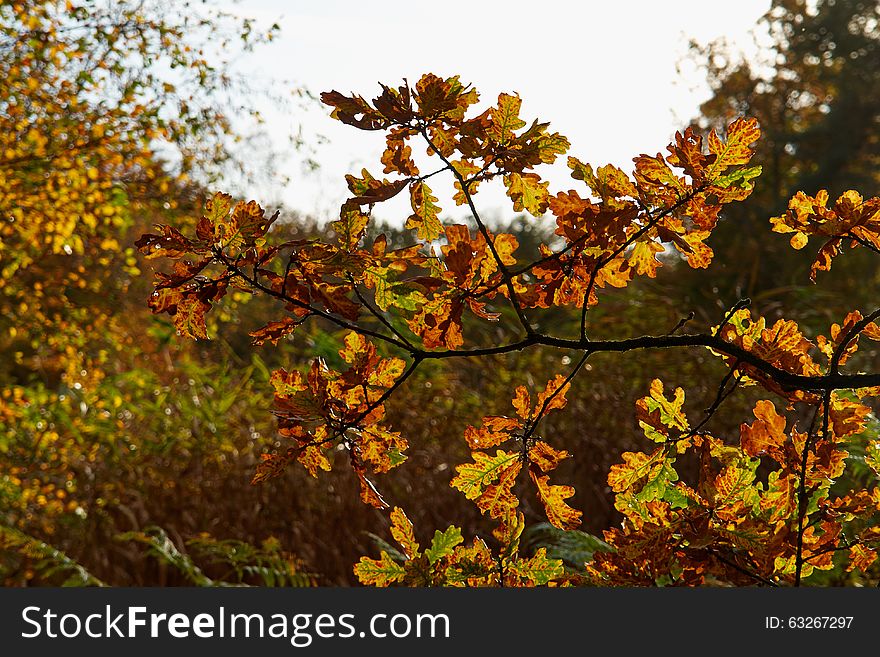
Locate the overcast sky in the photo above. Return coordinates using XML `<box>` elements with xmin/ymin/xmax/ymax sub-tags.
<box><xmin>222</xmin><ymin>0</ymin><xmax>771</xmax><ymax>223</ymax></box>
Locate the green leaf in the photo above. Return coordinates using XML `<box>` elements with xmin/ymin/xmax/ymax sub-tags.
<box><xmin>451</xmin><ymin>450</ymin><xmax>519</xmax><ymax>501</ymax></box>
<box><xmin>508</xmin><ymin>548</ymin><xmax>564</xmax><ymax>585</ymax></box>
<box><xmin>387</xmin><ymin>446</ymin><xmax>408</xmax><ymax>468</ymax></box>
<box><xmin>377</xmin><ymin>280</ymin><xmax>428</xmax><ymax>313</ymax></box>
<box><xmin>521</xmin><ymin>523</ymin><xmax>612</xmax><ymax>569</ymax></box>
<box><xmin>425</xmin><ymin>526</ymin><xmax>464</xmax><ymax>564</ymax></box>
<box><xmin>354</xmin><ymin>551</ymin><xmax>406</xmax><ymax>586</ymax></box>
<box><xmin>635</xmin><ymin>459</ymin><xmax>680</xmax><ymax>503</ymax></box>
<box><xmin>0</xmin><ymin>525</ymin><xmax>105</xmax><ymax>587</ymax></box>
<box><xmin>332</xmin><ymin>202</ymin><xmax>369</xmax><ymax>250</ymax></box>
<box><xmin>712</xmin><ymin>165</ymin><xmax>762</xmax><ymax>190</ymax></box>
<box><xmin>406</xmin><ymin>181</ymin><xmax>442</xmax><ymax>241</ymax></box>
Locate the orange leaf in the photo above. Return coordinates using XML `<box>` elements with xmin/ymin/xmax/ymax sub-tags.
<box><xmin>464</xmin><ymin>416</ymin><xmax>522</xmax><ymax>450</ymax></box>
<box><xmin>740</xmin><ymin>400</ymin><xmax>787</xmax><ymax>460</ymax></box>
<box><xmin>528</xmin><ymin>440</ymin><xmax>571</xmax><ymax>473</ymax></box>
<box><xmin>847</xmin><ymin>544</ymin><xmax>877</xmax><ymax>573</ymax></box>
<box><xmin>535</xmin><ymin>374</ymin><xmax>571</xmax><ymax>416</ymax></box>
<box><xmin>512</xmin><ymin>386</ymin><xmax>531</xmax><ymax>420</ymax></box>
<box><xmin>345</xmin><ymin>168</ymin><xmax>409</xmax><ymax>206</ymax></box>
<box><xmin>707</xmin><ymin>117</ymin><xmax>761</xmax><ymax>172</ymax></box>
<box><xmin>297</xmin><ymin>444</ymin><xmax>332</xmax><ymax>478</ymax></box>
<box><xmin>476</xmin><ymin>461</ymin><xmax>522</xmax><ymax>519</ymax></box>
<box><xmin>530</xmin><ymin>469</ymin><xmax>582</xmax><ymax>530</ymax></box>
<box><xmin>357</xmin><ymin>471</ymin><xmax>389</xmax><ymax>509</ymax></box>
<box><xmin>250</xmin><ymin>316</ymin><xmax>303</xmax><ymax>346</ymax></box>
<box><xmin>389</xmin><ymin>507</ymin><xmax>419</xmax><ymax>558</ymax></box>
<box><xmin>251</xmin><ymin>452</ymin><xmax>293</xmax><ymax>484</ymax></box>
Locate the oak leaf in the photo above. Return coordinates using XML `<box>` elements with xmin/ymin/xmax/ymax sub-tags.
<box><xmin>530</xmin><ymin>469</ymin><xmax>582</xmax><ymax>530</ymax></box>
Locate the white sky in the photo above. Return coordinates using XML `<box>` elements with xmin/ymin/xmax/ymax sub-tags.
<box><xmin>222</xmin><ymin>0</ymin><xmax>771</xmax><ymax>224</ymax></box>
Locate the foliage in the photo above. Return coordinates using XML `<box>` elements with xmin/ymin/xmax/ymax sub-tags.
<box><xmin>141</xmin><ymin>73</ymin><xmax>880</xmax><ymax>586</ymax></box>
<box><xmin>118</xmin><ymin>527</ymin><xmax>315</xmax><ymax>587</ymax></box>
<box><xmin>0</xmin><ymin>1</ymin><xmax>320</xmax><ymax>586</ymax></box>
<box><xmin>0</xmin><ymin>525</ymin><xmax>104</xmax><ymax>586</ymax></box>
<box><xmin>677</xmin><ymin>0</ymin><xmax>880</xmax><ymax>319</ymax></box>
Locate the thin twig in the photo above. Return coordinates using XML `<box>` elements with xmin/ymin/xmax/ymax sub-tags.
<box><xmin>521</xmin><ymin>351</ymin><xmax>592</xmax><ymax>443</ymax></box>
<box><xmin>419</xmin><ymin>127</ymin><xmax>534</xmax><ymax>337</ymax></box>
<box><xmin>668</xmin><ymin>311</ymin><xmax>695</xmax><ymax>335</ymax></box>
<box><xmin>348</xmin><ymin>274</ymin><xmax>416</xmax><ymax>349</ymax></box>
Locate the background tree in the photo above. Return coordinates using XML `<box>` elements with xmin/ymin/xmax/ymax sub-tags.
<box><xmin>669</xmin><ymin>0</ymin><xmax>880</xmax><ymax>323</ymax></box>
<box><xmin>0</xmin><ymin>0</ymin><xmax>322</xmax><ymax>586</ymax></box>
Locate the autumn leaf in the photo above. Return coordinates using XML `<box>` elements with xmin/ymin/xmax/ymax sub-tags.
<box><xmin>488</xmin><ymin>93</ymin><xmax>526</xmax><ymax>143</ymax></box>
<box><xmin>827</xmin><ymin>393</ymin><xmax>869</xmax><ymax>439</ymax></box>
<box><xmin>633</xmin><ymin>154</ymin><xmax>686</xmax><ymax>196</ymax></box>
<box><xmin>173</xmin><ymin>294</ymin><xmax>211</xmax><ymax>340</ymax></box>
<box><xmin>635</xmin><ymin>379</ymin><xmax>688</xmax><ymax>442</ymax></box>
<box><xmin>297</xmin><ymin>444</ymin><xmax>332</xmax><ymax>478</ymax></box>
<box><xmin>569</xmin><ymin>159</ymin><xmax>638</xmax><ymax>200</ymax></box>
<box><xmin>389</xmin><ymin>507</ymin><xmax>420</xmax><ymax>559</ymax></box>
<box><xmin>369</xmin><ymin>271</ymin><xmax>430</xmax><ymax>313</ymax></box>
<box><xmin>331</xmin><ymin>202</ymin><xmax>369</xmax><ymax>251</ymax></box>
<box><xmin>512</xmin><ymin>386</ymin><xmax>531</xmax><ymax>420</ymax></box>
<box><xmin>251</xmin><ymin>451</ymin><xmax>294</xmax><ymax>485</ymax></box>
<box><xmin>194</xmin><ymin>191</ymin><xmax>235</xmax><ymax>246</ymax></box>
<box><xmin>711</xmin><ymin>458</ymin><xmax>758</xmax><ymax>515</ymax></box>
<box><xmin>607</xmin><ymin>449</ymin><xmax>666</xmax><ymax>493</ymax></box>
<box><xmin>359</xmin><ymin>425</ymin><xmax>408</xmax><ymax>474</ymax></box>
<box><xmin>269</xmin><ymin>367</ymin><xmax>307</xmax><ymax>397</ymax></box>
<box><xmin>354</xmin><ymin>552</ymin><xmax>405</xmax><ymax>586</ymax></box>
<box><xmin>414</xmin><ymin>73</ymin><xmax>476</xmax><ymax>120</ymax></box>
<box><xmin>425</xmin><ymin>526</ymin><xmax>464</xmax><ymax>565</ymax></box>
<box><xmin>847</xmin><ymin>544</ymin><xmax>877</xmax><ymax>573</ymax></box>
<box><xmin>665</xmin><ymin>127</ymin><xmax>711</xmax><ymax>181</ymax></box>
<box><xmin>707</xmin><ymin>117</ymin><xmax>761</xmax><ymax>174</ymax></box>
<box><xmin>476</xmin><ymin>461</ymin><xmax>522</xmax><ymax>519</ymax></box>
<box><xmin>535</xmin><ymin>374</ymin><xmax>572</xmax><ymax>415</ymax></box>
<box><xmin>508</xmin><ymin>548</ymin><xmax>564</xmax><ymax>585</ymax></box>
<box><xmin>135</xmin><ymin>225</ymin><xmax>196</xmax><ymax>259</ymax></box>
<box><xmin>381</xmin><ymin>127</ymin><xmax>419</xmax><ymax>176</ymax></box>
<box><xmin>504</xmin><ymin>172</ymin><xmax>549</xmax><ymax>215</ymax></box>
<box><xmin>528</xmin><ymin>440</ymin><xmax>570</xmax><ymax>473</ymax></box>
<box><xmin>530</xmin><ymin>468</ymin><xmax>582</xmax><ymax>530</ymax></box>
<box><xmin>759</xmin><ymin>471</ymin><xmax>796</xmax><ymax>523</ymax></box>
<box><xmin>450</xmin><ymin>450</ymin><xmax>519</xmax><ymax>502</ymax></box>
<box><xmin>627</xmin><ymin>240</ymin><xmax>664</xmax><ymax>277</ymax></box>
<box><xmin>321</xmin><ymin>90</ymin><xmax>389</xmax><ymax>130</ymax></box>
<box><xmin>406</xmin><ymin>180</ymin><xmax>442</xmax><ymax>240</ymax></box>
<box><xmin>345</xmin><ymin>168</ymin><xmax>409</xmax><ymax>206</ymax></box>
<box><xmin>464</xmin><ymin>416</ymin><xmax>522</xmax><ymax>450</ymax></box>
<box><xmin>234</xmin><ymin>200</ymin><xmax>277</xmax><ymax>244</ymax></box>
<box><xmin>450</xmin><ymin>159</ymin><xmax>482</xmax><ymax>205</ymax></box>
<box><xmin>356</xmin><ymin>469</ymin><xmax>389</xmax><ymax>510</ymax></box>
<box><xmin>249</xmin><ymin>316</ymin><xmax>304</xmax><ymax>346</ymax></box>
<box><xmin>493</xmin><ymin>509</ymin><xmax>525</xmax><ymax>560</ymax></box>
<box><xmin>740</xmin><ymin>400</ymin><xmax>788</xmax><ymax>461</ymax></box>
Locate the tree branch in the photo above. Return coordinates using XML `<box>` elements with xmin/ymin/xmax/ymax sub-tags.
<box><xmin>419</xmin><ymin>127</ymin><xmax>535</xmax><ymax>337</ymax></box>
